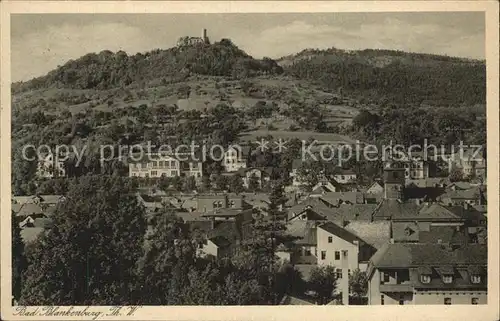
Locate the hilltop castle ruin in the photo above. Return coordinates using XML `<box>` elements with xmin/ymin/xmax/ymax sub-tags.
<box><xmin>177</xmin><ymin>28</ymin><xmax>210</xmax><ymax>47</ymax></box>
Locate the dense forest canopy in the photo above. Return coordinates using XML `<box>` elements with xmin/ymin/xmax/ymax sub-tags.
<box><xmin>281</xmin><ymin>48</ymin><xmax>485</xmax><ymax>107</ymax></box>
<box><xmin>12</xmin><ymin>39</ymin><xmax>283</xmax><ymax>93</ymax></box>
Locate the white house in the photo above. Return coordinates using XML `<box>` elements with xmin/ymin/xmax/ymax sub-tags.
<box><xmin>317</xmin><ymin>222</ymin><xmax>363</xmax><ymax>305</ymax></box>
<box><xmin>129</xmin><ymin>153</ymin><xmax>202</xmax><ymax>179</ymax></box>
<box><xmin>223</xmin><ymin>146</ymin><xmax>249</xmax><ymax>172</ymax></box>
<box><xmin>37</xmin><ymin>153</ymin><xmax>66</xmax><ymax>178</ymax></box>
<box><xmin>333</xmin><ymin>169</ymin><xmax>357</xmax><ymax>184</ymax></box>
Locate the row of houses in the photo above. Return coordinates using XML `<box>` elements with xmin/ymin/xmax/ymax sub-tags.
<box><xmin>36</xmin><ymin>145</ymin><xmax>486</xmax><ymax>183</ymax></box>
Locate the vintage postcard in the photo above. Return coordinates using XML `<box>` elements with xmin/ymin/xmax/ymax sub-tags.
<box><xmin>0</xmin><ymin>1</ymin><xmax>499</xmax><ymax>321</ymax></box>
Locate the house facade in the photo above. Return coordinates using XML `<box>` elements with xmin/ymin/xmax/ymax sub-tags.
<box><xmin>317</xmin><ymin>222</ymin><xmax>363</xmax><ymax>305</ymax></box>
<box><xmin>37</xmin><ymin>153</ymin><xmax>66</xmax><ymax>178</ymax></box>
<box><xmin>223</xmin><ymin>146</ymin><xmax>249</xmax><ymax>172</ymax></box>
<box><xmin>367</xmin><ymin>243</ymin><xmax>487</xmax><ymax>305</ymax></box>
<box><xmin>333</xmin><ymin>170</ymin><xmax>357</xmax><ymax>184</ymax></box>
<box><xmin>128</xmin><ymin>153</ymin><xmax>202</xmax><ymax>179</ymax></box>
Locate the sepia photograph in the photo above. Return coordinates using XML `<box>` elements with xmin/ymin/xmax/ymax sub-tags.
<box><xmin>1</xmin><ymin>1</ymin><xmax>499</xmax><ymax>321</ymax></box>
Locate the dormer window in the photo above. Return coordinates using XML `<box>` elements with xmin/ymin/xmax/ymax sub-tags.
<box><xmin>442</xmin><ymin>275</ymin><xmax>453</xmax><ymax>284</ymax></box>
<box><xmin>470</xmin><ymin>275</ymin><xmax>481</xmax><ymax>284</ymax></box>
<box><xmin>420</xmin><ymin>275</ymin><xmax>431</xmax><ymax>284</ymax></box>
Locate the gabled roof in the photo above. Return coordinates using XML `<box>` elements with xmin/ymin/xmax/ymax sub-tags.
<box><xmin>392</xmin><ymin>222</ymin><xmax>420</xmax><ymax>242</ymax></box>
<box><xmin>202</xmin><ymin>208</ymin><xmax>252</xmax><ymax>218</ymax></box>
<box><xmin>344</xmin><ymin>221</ymin><xmax>391</xmax><ymax>250</ymax></box>
<box><xmin>287</xmin><ymin>198</ymin><xmax>332</xmax><ymax>219</ymax></box>
<box><xmin>280</xmin><ymin>295</ymin><xmax>315</xmax><ymax>305</ymax></box>
<box><xmin>369</xmin><ymin>243</ymin><xmax>487</xmax><ymax>270</ymax></box>
<box><xmin>441</xmin><ymin>187</ymin><xmax>482</xmax><ymax>200</ymax></box>
<box><xmin>318</xmin><ymin>221</ymin><xmax>363</xmax><ymax>245</ymax></box>
<box><xmin>38</xmin><ymin>195</ymin><xmax>65</xmax><ymax>204</ymax></box>
<box><xmin>209</xmin><ymin>235</ymin><xmax>231</xmax><ymax>248</ymax></box>
<box><xmin>287</xmin><ymin>220</ymin><xmax>317</xmax><ymax>245</ymax></box>
<box><xmin>12</xmin><ymin>203</ymin><xmax>44</xmax><ymax>217</ymax></box>
<box><xmin>417</xmin><ymin>203</ymin><xmax>465</xmax><ymax>221</ymax></box>
<box><xmin>371</xmin><ymin>200</ymin><xmax>421</xmax><ymax>221</ymax></box>
<box><xmin>320</xmin><ymin>192</ymin><xmax>363</xmax><ymax>206</ymax></box>
<box><xmin>322</xmin><ymin>204</ymin><xmax>378</xmax><ymax>223</ymax></box>
<box><xmin>419</xmin><ymin>226</ymin><xmax>469</xmax><ymax>245</ymax></box>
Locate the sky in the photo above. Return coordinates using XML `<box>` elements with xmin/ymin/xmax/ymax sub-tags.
<box><xmin>11</xmin><ymin>12</ymin><xmax>485</xmax><ymax>82</ymax></box>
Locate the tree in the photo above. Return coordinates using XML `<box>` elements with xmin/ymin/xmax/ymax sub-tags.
<box><xmin>348</xmin><ymin>269</ymin><xmax>368</xmax><ymax>301</ymax></box>
<box><xmin>228</xmin><ymin>175</ymin><xmax>244</xmax><ymax>194</ymax></box>
<box><xmin>183</xmin><ymin>176</ymin><xmax>197</xmax><ymax>192</ymax></box>
<box><xmin>138</xmin><ymin>210</ymin><xmax>194</xmax><ymax>304</ymax></box>
<box><xmin>247</xmin><ymin>173</ymin><xmax>260</xmax><ymax>191</ymax></box>
<box><xmin>171</xmin><ymin>175</ymin><xmax>183</xmax><ymax>191</ymax></box>
<box><xmin>214</xmin><ymin>175</ymin><xmax>229</xmax><ymax>191</ymax></box>
<box><xmin>296</xmin><ymin>160</ymin><xmax>324</xmax><ymax>191</ymax></box>
<box><xmin>236</xmin><ymin>181</ymin><xmax>293</xmax><ymax>304</ymax></box>
<box><xmin>158</xmin><ymin>175</ymin><xmax>172</xmax><ymax>191</ymax></box>
<box><xmin>308</xmin><ymin>265</ymin><xmax>337</xmax><ymax>305</ymax></box>
<box><xmin>449</xmin><ymin>167</ymin><xmax>464</xmax><ymax>182</ymax></box>
<box><xmin>20</xmin><ymin>176</ymin><xmax>147</xmax><ymax>305</ymax></box>
<box><xmin>12</xmin><ymin>212</ymin><xmax>27</xmax><ymax>304</ymax></box>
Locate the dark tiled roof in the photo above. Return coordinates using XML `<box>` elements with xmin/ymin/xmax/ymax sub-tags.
<box><xmin>322</xmin><ymin>204</ymin><xmax>378</xmax><ymax>222</ymax></box>
<box><xmin>320</xmin><ymin>192</ymin><xmax>363</xmax><ymax>206</ymax></box>
<box><xmin>344</xmin><ymin>221</ymin><xmax>391</xmax><ymax>250</ymax></box>
<box><xmin>12</xmin><ymin>203</ymin><xmax>43</xmax><ymax>217</ymax></box>
<box><xmin>392</xmin><ymin>222</ymin><xmax>420</xmax><ymax>242</ymax></box>
<box><xmin>419</xmin><ymin>226</ymin><xmax>469</xmax><ymax>245</ymax></box>
<box><xmin>441</xmin><ymin>187</ymin><xmax>482</xmax><ymax>200</ymax></box>
<box><xmin>370</xmin><ymin>243</ymin><xmax>487</xmax><ymax>269</ymax></box>
<box><xmin>280</xmin><ymin>295</ymin><xmax>315</xmax><ymax>305</ymax></box>
<box><xmin>372</xmin><ymin>200</ymin><xmax>421</xmax><ymax>220</ymax></box>
<box><xmin>209</xmin><ymin>235</ymin><xmax>231</xmax><ymax>248</ymax></box>
<box><xmin>287</xmin><ymin>220</ymin><xmax>317</xmax><ymax>245</ymax></box>
<box><xmin>318</xmin><ymin>221</ymin><xmax>363</xmax><ymax>245</ymax></box>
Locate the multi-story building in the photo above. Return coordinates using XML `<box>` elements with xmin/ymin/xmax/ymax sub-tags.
<box><xmin>367</xmin><ymin>243</ymin><xmax>487</xmax><ymax>305</ymax></box>
<box><xmin>318</xmin><ymin>222</ymin><xmax>367</xmax><ymax>305</ymax></box>
<box><xmin>37</xmin><ymin>153</ymin><xmax>66</xmax><ymax>178</ymax></box>
<box><xmin>195</xmin><ymin>193</ymin><xmax>246</xmax><ymax>212</ymax></box>
<box><xmin>128</xmin><ymin>153</ymin><xmax>202</xmax><ymax>179</ymax></box>
<box><xmin>223</xmin><ymin>146</ymin><xmax>250</xmax><ymax>172</ymax></box>
<box><xmin>333</xmin><ymin>169</ymin><xmax>357</xmax><ymax>184</ymax></box>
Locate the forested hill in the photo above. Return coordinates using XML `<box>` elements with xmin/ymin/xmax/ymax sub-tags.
<box><xmin>279</xmin><ymin>48</ymin><xmax>486</xmax><ymax>107</ymax></box>
<box><xmin>12</xmin><ymin>41</ymin><xmax>485</xmax><ymax>108</ymax></box>
<box><xmin>12</xmin><ymin>39</ymin><xmax>283</xmax><ymax>93</ymax></box>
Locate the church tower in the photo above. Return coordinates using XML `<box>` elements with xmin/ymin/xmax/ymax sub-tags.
<box><xmin>383</xmin><ymin>161</ymin><xmax>406</xmax><ymax>200</ymax></box>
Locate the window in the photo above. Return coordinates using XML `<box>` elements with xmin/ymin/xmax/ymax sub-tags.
<box><xmin>151</xmin><ymin>171</ymin><xmax>157</xmax><ymax>176</ymax></box>
<box><xmin>444</xmin><ymin>298</ymin><xmax>452</xmax><ymax>305</ymax></box>
<box><xmin>342</xmin><ymin>250</ymin><xmax>348</xmax><ymax>258</ymax></box>
<box><xmin>471</xmin><ymin>298</ymin><xmax>479</xmax><ymax>305</ymax></box>
<box><xmin>229</xmin><ymin>201</ymin><xmax>235</xmax><ymax>208</ymax></box>
<box><xmin>420</xmin><ymin>275</ymin><xmax>431</xmax><ymax>284</ymax></box>
<box><xmin>321</xmin><ymin>251</ymin><xmax>326</xmax><ymax>260</ymax></box>
<box><xmin>304</xmin><ymin>248</ymin><xmax>311</xmax><ymax>256</ymax></box>
<box><xmin>335</xmin><ymin>251</ymin><xmax>340</xmax><ymax>260</ymax></box>
<box><xmin>381</xmin><ymin>295</ymin><xmax>385</xmax><ymax>305</ymax></box>
<box><xmin>471</xmin><ymin>275</ymin><xmax>481</xmax><ymax>284</ymax></box>
<box><xmin>336</xmin><ymin>269</ymin><xmax>342</xmax><ymax>279</ymax></box>
<box><xmin>442</xmin><ymin>275</ymin><xmax>453</xmax><ymax>284</ymax></box>
<box><xmin>383</xmin><ymin>272</ymin><xmax>390</xmax><ymax>283</ymax></box>
<box><xmin>328</xmin><ymin>236</ymin><xmax>333</xmax><ymax>243</ymax></box>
